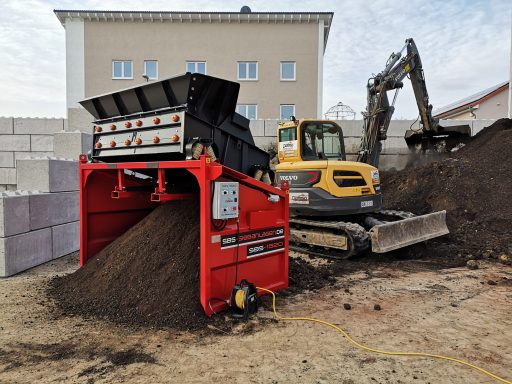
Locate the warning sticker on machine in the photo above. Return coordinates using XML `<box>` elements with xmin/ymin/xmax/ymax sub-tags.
<box><xmin>246</xmin><ymin>239</ymin><xmax>285</xmax><ymax>258</ymax></box>
<box><xmin>220</xmin><ymin>226</ymin><xmax>285</xmax><ymax>249</ymax></box>
<box><xmin>290</xmin><ymin>192</ymin><xmax>309</xmax><ymax>205</ymax></box>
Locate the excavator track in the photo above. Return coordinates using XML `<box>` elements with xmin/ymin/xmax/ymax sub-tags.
<box><xmin>289</xmin><ymin>209</ymin><xmax>448</xmax><ymax>259</ymax></box>
<box><xmin>289</xmin><ymin>218</ymin><xmax>370</xmax><ymax>259</ymax></box>
<box><xmin>377</xmin><ymin>210</ymin><xmax>416</xmax><ymax>220</ymax></box>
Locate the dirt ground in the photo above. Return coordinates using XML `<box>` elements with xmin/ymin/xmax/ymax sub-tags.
<box><xmin>1</xmin><ymin>252</ymin><xmax>511</xmax><ymax>384</ymax></box>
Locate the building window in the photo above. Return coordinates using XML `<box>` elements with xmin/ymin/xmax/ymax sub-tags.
<box><xmin>144</xmin><ymin>60</ymin><xmax>158</xmax><ymax>80</ymax></box>
<box><xmin>237</xmin><ymin>104</ymin><xmax>257</xmax><ymax>119</ymax></box>
<box><xmin>280</xmin><ymin>62</ymin><xmax>296</xmax><ymax>81</ymax></box>
<box><xmin>280</xmin><ymin>104</ymin><xmax>295</xmax><ymax>120</ymax></box>
<box><xmin>112</xmin><ymin>60</ymin><xmax>133</xmax><ymax>79</ymax></box>
<box><xmin>186</xmin><ymin>61</ymin><xmax>207</xmax><ymax>75</ymax></box>
<box><xmin>238</xmin><ymin>62</ymin><xmax>258</xmax><ymax>81</ymax></box>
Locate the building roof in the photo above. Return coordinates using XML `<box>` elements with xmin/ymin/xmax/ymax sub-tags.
<box><xmin>433</xmin><ymin>80</ymin><xmax>509</xmax><ymax>119</ymax></box>
<box><xmin>54</xmin><ymin>10</ymin><xmax>334</xmax><ymax>50</ymax></box>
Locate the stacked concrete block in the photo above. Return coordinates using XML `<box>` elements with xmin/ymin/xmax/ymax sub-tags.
<box><xmin>0</xmin><ymin>117</ymin><xmax>14</xmax><ymax>134</ymax></box>
<box><xmin>29</xmin><ymin>191</ymin><xmax>79</xmax><ymax>229</ymax></box>
<box><xmin>52</xmin><ymin>222</ymin><xmax>80</xmax><ymax>259</ymax></box>
<box><xmin>0</xmin><ymin>192</ymin><xmax>30</xmax><ymax>237</ymax></box>
<box><xmin>16</xmin><ymin>158</ymin><xmax>78</xmax><ymax>192</ymax></box>
<box><xmin>0</xmin><ymin>117</ymin><xmax>66</xmax><ymax>190</ymax></box>
<box><xmin>1</xmin><ymin>156</ymin><xmax>80</xmax><ymax>277</ymax></box>
<box><xmin>53</xmin><ymin>131</ymin><xmax>93</xmax><ymax>160</ymax></box>
<box><xmin>0</xmin><ymin>191</ymin><xmax>52</xmax><ymax>277</ymax></box>
<box><xmin>0</xmin><ymin>226</ymin><xmax>53</xmax><ymax>277</ymax></box>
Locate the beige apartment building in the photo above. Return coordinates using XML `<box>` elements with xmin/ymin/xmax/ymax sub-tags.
<box><xmin>54</xmin><ymin>9</ymin><xmax>333</xmax><ymax>130</ymax></box>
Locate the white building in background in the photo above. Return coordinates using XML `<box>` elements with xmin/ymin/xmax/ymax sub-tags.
<box><xmin>433</xmin><ymin>81</ymin><xmax>509</xmax><ymax>120</ymax></box>
<box><xmin>54</xmin><ymin>8</ymin><xmax>333</xmax><ymax>130</ymax></box>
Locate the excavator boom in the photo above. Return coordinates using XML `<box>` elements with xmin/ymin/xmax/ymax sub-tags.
<box><xmin>358</xmin><ymin>38</ymin><xmax>470</xmax><ymax>167</ymax></box>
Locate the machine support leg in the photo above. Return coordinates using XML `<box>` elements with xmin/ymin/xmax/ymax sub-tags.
<box><xmin>156</xmin><ymin>168</ymin><xmax>166</xmax><ymax>194</ymax></box>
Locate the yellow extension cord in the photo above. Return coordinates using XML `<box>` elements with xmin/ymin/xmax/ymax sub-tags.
<box><xmin>257</xmin><ymin>287</ymin><xmax>511</xmax><ymax>384</ymax></box>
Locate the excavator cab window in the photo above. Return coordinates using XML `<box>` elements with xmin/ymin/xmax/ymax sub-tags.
<box><xmin>301</xmin><ymin>122</ymin><xmax>346</xmax><ymax>161</ymax></box>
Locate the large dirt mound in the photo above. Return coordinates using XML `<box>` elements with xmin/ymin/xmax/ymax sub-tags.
<box><xmin>49</xmin><ymin>200</ymin><xmax>207</xmax><ymax>330</ymax></box>
<box><xmin>382</xmin><ymin>118</ymin><xmax>512</xmax><ymax>259</ymax></box>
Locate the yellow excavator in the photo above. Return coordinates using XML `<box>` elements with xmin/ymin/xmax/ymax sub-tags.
<box><xmin>275</xmin><ymin>38</ymin><xmax>468</xmax><ymax>258</ymax></box>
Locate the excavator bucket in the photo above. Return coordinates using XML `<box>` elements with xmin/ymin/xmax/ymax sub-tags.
<box><xmin>404</xmin><ymin>124</ymin><xmax>471</xmax><ymax>148</ymax></box>
<box><xmin>369</xmin><ymin>210</ymin><xmax>449</xmax><ymax>253</ymax></box>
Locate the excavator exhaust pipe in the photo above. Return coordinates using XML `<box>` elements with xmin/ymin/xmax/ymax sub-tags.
<box><xmin>369</xmin><ymin>210</ymin><xmax>449</xmax><ymax>253</ymax></box>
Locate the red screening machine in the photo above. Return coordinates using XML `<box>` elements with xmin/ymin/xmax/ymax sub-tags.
<box><xmin>78</xmin><ymin>73</ymin><xmax>289</xmax><ymax>316</ymax></box>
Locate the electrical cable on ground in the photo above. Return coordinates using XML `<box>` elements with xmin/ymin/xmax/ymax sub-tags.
<box><xmin>257</xmin><ymin>287</ymin><xmax>511</xmax><ymax>384</ymax></box>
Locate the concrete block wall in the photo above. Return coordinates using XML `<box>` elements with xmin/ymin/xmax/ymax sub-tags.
<box><xmin>0</xmin><ymin>119</ymin><xmax>92</xmax><ymax>276</ymax></box>
<box><xmin>0</xmin><ymin>127</ymin><xmax>87</xmax><ymax>277</ymax></box>
<box><xmin>0</xmin><ymin>188</ymin><xmax>80</xmax><ymax>277</ymax></box>
<box><xmin>0</xmin><ymin>117</ymin><xmax>67</xmax><ymax>190</ymax></box>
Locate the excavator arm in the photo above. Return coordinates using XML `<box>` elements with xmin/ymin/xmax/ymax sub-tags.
<box><xmin>357</xmin><ymin>38</ymin><xmax>470</xmax><ymax>167</ymax></box>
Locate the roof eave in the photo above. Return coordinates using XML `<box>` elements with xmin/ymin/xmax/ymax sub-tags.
<box><xmin>53</xmin><ymin>10</ymin><xmax>334</xmax><ymax>44</ymax></box>
<box><xmin>433</xmin><ymin>82</ymin><xmax>509</xmax><ymax>118</ymax></box>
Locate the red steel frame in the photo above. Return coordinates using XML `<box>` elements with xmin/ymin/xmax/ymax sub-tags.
<box><xmin>79</xmin><ymin>154</ymin><xmax>289</xmax><ymax>316</ymax></box>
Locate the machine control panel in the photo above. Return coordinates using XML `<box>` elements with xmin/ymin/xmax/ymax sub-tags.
<box><xmin>212</xmin><ymin>182</ymin><xmax>239</xmax><ymax>220</ymax></box>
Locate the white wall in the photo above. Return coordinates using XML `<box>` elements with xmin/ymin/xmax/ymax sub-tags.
<box><xmin>65</xmin><ymin>19</ymin><xmax>85</xmax><ymax>109</ymax></box>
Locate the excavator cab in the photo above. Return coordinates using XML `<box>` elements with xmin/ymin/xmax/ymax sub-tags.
<box><xmin>278</xmin><ymin>118</ymin><xmax>346</xmax><ymax>162</ymax></box>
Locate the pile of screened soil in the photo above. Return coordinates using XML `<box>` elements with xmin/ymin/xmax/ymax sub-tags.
<box><xmin>48</xmin><ymin>200</ymin><xmax>330</xmax><ymax>330</ymax></box>
<box><xmin>49</xmin><ymin>200</ymin><xmax>208</xmax><ymax>330</ymax></box>
<box><xmin>382</xmin><ymin>118</ymin><xmax>512</xmax><ymax>261</ymax></box>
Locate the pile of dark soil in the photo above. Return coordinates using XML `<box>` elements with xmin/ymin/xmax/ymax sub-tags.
<box><xmin>49</xmin><ymin>200</ymin><xmax>329</xmax><ymax>330</ymax></box>
<box><xmin>49</xmin><ymin>200</ymin><xmax>208</xmax><ymax>330</ymax></box>
<box><xmin>382</xmin><ymin>118</ymin><xmax>512</xmax><ymax>260</ymax></box>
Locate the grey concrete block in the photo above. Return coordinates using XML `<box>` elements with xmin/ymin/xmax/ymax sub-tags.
<box><xmin>0</xmin><ymin>168</ymin><xmax>16</xmax><ymax>185</ymax></box>
<box><xmin>52</xmin><ymin>221</ymin><xmax>79</xmax><ymax>259</ymax></box>
<box><xmin>249</xmin><ymin>120</ymin><xmax>265</xmax><ymax>137</ymax></box>
<box><xmin>0</xmin><ymin>117</ymin><xmax>13</xmax><ymax>134</ymax></box>
<box><xmin>16</xmin><ymin>158</ymin><xmax>78</xmax><ymax>192</ymax></box>
<box><xmin>264</xmin><ymin>120</ymin><xmax>283</xmax><ymax>137</ymax></box>
<box><xmin>30</xmin><ymin>135</ymin><xmax>54</xmax><ymax>152</ymax></box>
<box><xmin>254</xmin><ymin>136</ymin><xmax>276</xmax><ymax>150</ymax></box>
<box><xmin>0</xmin><ymin>228</ymin><xmax>52</xmax><ymax>277</ymax></box>
<box><xmin>67</xmin><ymin>107</ymin><xmax>94</xmax><ymax>133</ymax></box>
<box><xmin>13</xmin><ymin>118</ymin><xmax>64</xmax><ymax>135</ymax></box>
<box><xmin>0</xmin><ymin>135</ymin><xmax>30</xmax><ymax>151</ymax></box>
<box><xmin>0</xmin><ymin>193</ymin><xmax>30</xmax><ymax>237</ymax></box>
<box><xmin>0</xmin><ymin>152</ymin><xmax>14</xmax><ymax>167</ymax></box>
<box><xmin>53</xmin><ymin>131</ymin><xmax>92</xmax><ymax>160</ymax></box>
<box><xmin>386</xmin><ymin>120</ymin><xmax>420</xmax><ymax>136</ymax></box>
<box><xmin>14</xmin><ymin>151</ymin><xmax>54</xmax><ymax>162</ymax></box>
<box><xmin>335</xmin><ymin>120</ymin><xmax>364</xmax><ymax>136</ymax></box>
<box><xmin>29</xmin><ymin>191</ymin><xmax>79</xmax><ymax>230</ymax></box>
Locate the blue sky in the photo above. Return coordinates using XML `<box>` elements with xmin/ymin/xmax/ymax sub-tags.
<box><xmin>0</xmin><ymin>0</ymin><xmax>510</xmax><ymax>118</ymax></box>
